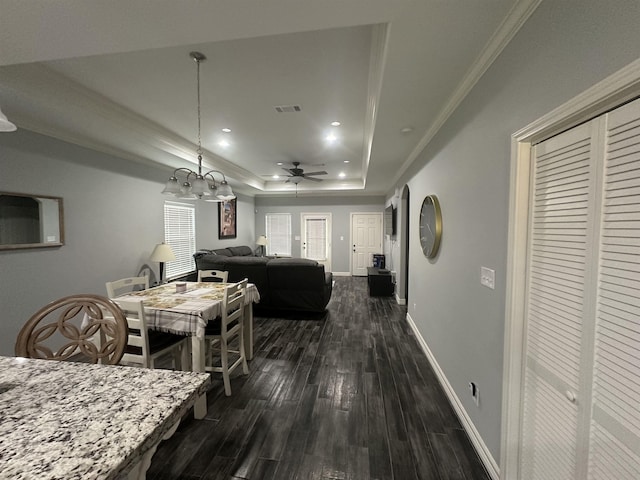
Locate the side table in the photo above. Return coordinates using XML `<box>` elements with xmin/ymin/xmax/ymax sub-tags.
<box><xmin>367</xmin><ymin>267</ymin><xmax>394</xmax><ymax>296</ymax></box>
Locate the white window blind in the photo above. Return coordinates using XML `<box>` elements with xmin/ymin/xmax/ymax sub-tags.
<box><xmin>164</xmin><ymin>201</ymin><xmax>196</xmax><ymax>278</ymax></box>
<box><xmin>265</xmin><ymin>213</ymin><xmax>291</xmax><ymax>256</ymax></box>
<box><xmin>305</xmin><ymin>217</ymin><xmax>327</xmax><ymax>260</ymax></box>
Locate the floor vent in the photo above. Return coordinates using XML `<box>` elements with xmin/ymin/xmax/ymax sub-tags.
<box><xmin>274</xmin><ymin>104</ymin><xmax>302</xmax><ymax>113</ymax></box>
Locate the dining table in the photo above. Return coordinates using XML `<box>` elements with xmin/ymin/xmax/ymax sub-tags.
<box><xmin>115</xmin><ymin>281</ymin><xmax>260</xmax><ymax>373</ymax></box>
<box><xmin>0</xmin><ymin>355</ymin><xmax>210</xmax><ymax>480</ymax></box>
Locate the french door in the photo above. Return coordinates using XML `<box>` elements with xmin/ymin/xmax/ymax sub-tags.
<box><xmin>301</xmin><ymin>213</ymin><xmax>331</xmax><ymax>271</ymax></box>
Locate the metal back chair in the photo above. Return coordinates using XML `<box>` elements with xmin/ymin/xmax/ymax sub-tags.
<box><xmin>15</xmin><ymin>294</ymin><xmax>128</xmax><ymax>365</ymax></box>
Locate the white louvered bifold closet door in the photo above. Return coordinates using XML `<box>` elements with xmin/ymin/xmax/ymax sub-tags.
<box><xmin>520</xmin><ymin>97</ymin><xmax>640</xmax><ymax>480</ymax></box>
<box><xmin>521</xmin><ymin>120</ymin><xmax>600</xmax><ymax>480</ymax></box>
<box><xmin>589</xmin><ymin>99</ymin><xmax>640</xmax><ymax>480</ymax></box>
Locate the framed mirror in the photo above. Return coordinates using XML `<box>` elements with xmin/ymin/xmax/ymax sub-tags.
<box><xmin>0</xmin><ymin>192</ymin><xmax>64</xmax><ymax>250</ymax></box>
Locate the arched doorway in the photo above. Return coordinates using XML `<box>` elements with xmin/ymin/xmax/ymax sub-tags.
<box><xmin>397</xmin><ymin>185</ymin><xmax>410</xmax><ymax>304</ymax></box>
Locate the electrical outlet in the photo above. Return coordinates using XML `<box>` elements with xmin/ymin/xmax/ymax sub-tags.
<box><xmin>469</xmin><ymin>382</ymin><xmax>480</xmax><ymax>406</ymax></box>
<box><xmin>480</xmin><ymin>267</ymin><xmax>495</xmax><ymax>290</ymax></box>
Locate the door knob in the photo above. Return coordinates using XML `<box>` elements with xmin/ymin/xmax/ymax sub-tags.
<box><xmin>565</xmin><ymin>390</ymin><xmax>577</xmax><ymax>403</ymax></box>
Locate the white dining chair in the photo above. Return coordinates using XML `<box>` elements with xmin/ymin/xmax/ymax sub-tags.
<box><xmin>114</xmin><ymin>299</ymin><xmax>188</xmax><ymax>370</ymax></box>
<box><xmin>197</xmin><ymin>269</ymin><xmax>228</xmax><ymax>282</ymax></box>
<box><xmin>106</xmin><ymin>276</ymin><xmax>149</xmax><ymax>298</ymax></box>
<box><xmin>204</xmin><ymin>279</ymin><xmax>249</xmax><ymax>395</ymax></box>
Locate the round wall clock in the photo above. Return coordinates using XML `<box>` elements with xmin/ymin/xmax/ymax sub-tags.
<box><xmin>419</xmin><ymin>195</ymin><xmax>442</xmax><ymax>258</ymax></box>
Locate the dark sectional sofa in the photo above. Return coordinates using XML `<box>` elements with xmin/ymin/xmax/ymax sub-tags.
<box><xmin>193</xmin><ymin>246</ymin><xmax>333</xmax><ymax>313</ymax></box>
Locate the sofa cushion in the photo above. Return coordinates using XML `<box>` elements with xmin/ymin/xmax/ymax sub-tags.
<box><xmin>267</xmin><ymin>257</ymin><xmax>318</xmax><ymax>267</ymax></box>
<box><xmin>227</xmin><ymin>245</ymin><xmax>253</xmax><ymax>256</ymax></box>
<box><xmin>212</xmin><ymin>248</ymin><xmax>232</xmax><ymax>256</ymax></box>
<box><xmin>201</xmin><ymin>256</ymin><xmax>269</xmax><ymax>268</ymax></box>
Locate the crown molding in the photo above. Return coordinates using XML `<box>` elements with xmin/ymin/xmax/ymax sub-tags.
<box><xmin>390</xmin><ymin>0</ymin><xmax>543</xmax><ymax>188</ymax></box>
<box><xmin>361</xmin><ymin>22</ymin><xmax>390</xmax><ymax>187</ymax></box>
<box><xmin>0</xmin><ymin>63</ymin><xmax>266</xmax><ymax>190</ymax></box>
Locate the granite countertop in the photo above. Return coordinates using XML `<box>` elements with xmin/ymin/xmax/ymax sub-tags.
<box><xmin>0</xmin><ymin>356</ymin><xmax>210</xmax><ymax>480</ymax></box>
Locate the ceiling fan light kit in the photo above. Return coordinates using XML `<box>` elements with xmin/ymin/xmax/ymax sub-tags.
<box><xmin>161</xmin><ymin>51</ymin><xmax>235</xmax><ymax>202</ymax></box>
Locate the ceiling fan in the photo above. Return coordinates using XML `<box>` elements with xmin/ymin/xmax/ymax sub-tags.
<box><xmin>282</xmin><ymin>161</ymin><xmax>328</xmax><ymax>184</ymax></box>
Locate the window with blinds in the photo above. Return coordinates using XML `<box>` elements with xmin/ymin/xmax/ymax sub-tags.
<box><xmin>304</xmin><ymin>217</ymin><xmax>327</xmax><ymax>260</ymax></box>
<box><xmin>164</xmin><ymin>201</ymin><xmax>196</xmax><ymax>278</ymax></box>
<box><xmin>265</xmin><ymin>213</ymin><xmax>291</xmax><ymax>256</ymax></box>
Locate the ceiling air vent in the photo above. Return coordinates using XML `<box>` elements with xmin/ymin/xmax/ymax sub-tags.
<box><xmin>274</xmin><ymin>104</ymin><xmax>302</xmax><ymax>113</ymax></box>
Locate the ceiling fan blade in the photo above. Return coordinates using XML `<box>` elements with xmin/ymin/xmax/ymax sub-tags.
<box><xmin>304</xmin><ymin>176</ymin><xmax>323</xmax><ymax>182</ymax></box>
<box><xmin>302</xmin><ymin>171</ymin><xmax>328</xmax><ymax>176</ymax></box>
<box><xmin>282</xmin><ymin>168</ymin><xmax>294</xmax><ymax>174</ymax></box>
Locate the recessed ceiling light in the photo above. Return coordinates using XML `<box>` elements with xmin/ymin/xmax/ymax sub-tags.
<box><xmin>272</xmin><ymin>175</ymin><xmax>280</xmax><ymax>179</ymax></box>
<box><xmin>338</xmin><ymin>172</ymin><xmax>346</xmax><ymax>178</ymax></box>
<box><xmin>276</xmin><ymin>162</ymin><xmax>283</xmax><ymax>166</ymax></box>
<box><xmin>400</xmin><ymin>126</ymin><xmax>414</xmax><ymax>134</ymax></box>
<box><xmin>326</xmin><ymin>133</ymin><xmax>337</xmax><ymax>143</ymax></box>
<box><xmin>218</xmin><ymin>140</ymin><xmax>230</xmax><ymax>147</ymax></box>
<box><xmin>222</xmin><ymin>128</ymin><xmax>231</xmax><ymax>133</ymax></box>
<box><xmin>331</xmin><ymin>121</ymin><xmax>341</xmax><ymax>127</ymax></box>
<box><xmin>343</xmin><ymin>160</ymin><xmax>350</xmax><ymax>163</ymax></box>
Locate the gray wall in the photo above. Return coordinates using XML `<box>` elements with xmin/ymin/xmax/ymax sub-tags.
<box><xmin>196</xmin><ymin>192</ymin><xmax>255</xmax><ymax>251</ymax></box>
<box><xmin>0</xmin><ymin>129</ymin><xmax>254</xmax><ymax>356</ymax></box>
<box><xmin>385</xmin><ymin>0</ymin><xmax>640</xmax><ymax>464</ymax></box>
<box><xmin>255</xmin><ymin>195</ymin><xmax>384</xmax><ymax>273</ymax></box>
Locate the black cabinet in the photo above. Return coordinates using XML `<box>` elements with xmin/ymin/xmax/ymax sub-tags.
<box><xmin>367</xmin><ymin>267</ymin><xmax>394</xmax><ymax>296</ymax></box>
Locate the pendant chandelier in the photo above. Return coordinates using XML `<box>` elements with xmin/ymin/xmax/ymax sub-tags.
<box><xmin>162</xmin><ymin>51</ymin><xmax>235</xmax><ymax>201</ymax></box>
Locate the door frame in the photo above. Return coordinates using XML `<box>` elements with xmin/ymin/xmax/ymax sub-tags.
<box><xmin>300</xmin><ymin>212</ymin><xmax>332</xmax><ymax>271</ymax></box>
<box><xmin>500</xmin><ymin>58</ymin><xmax>640</xmax><ymax>478</ymax></box>
<box><xmin>349</xmin><ymin>212</ymin><xmax>383</xmax><ymax>276</ymax></box>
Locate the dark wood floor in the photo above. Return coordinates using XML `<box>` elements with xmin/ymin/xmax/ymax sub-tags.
<box><xmin>147</xmin><ymin>276</ymin><xmax>490</xmax><ymax>480</ymax></box>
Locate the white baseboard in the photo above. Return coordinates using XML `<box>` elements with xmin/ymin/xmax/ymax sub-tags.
<box><xmin>406</xmin><ymin>313</ymin><xmax>500</xmax><ymax>480</ymax></box>
<box><xmin>395</xmin><ymin>294</ymin><xmax>406</xmax><ymax>305</ymax></box>
<box><xmin>331</xmin><ymin>271</ymin><xmax>352</xmax><ymax>277</ymax></box>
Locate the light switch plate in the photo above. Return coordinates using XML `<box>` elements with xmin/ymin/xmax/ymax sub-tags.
<box><xmin>481</xmin><ymin>267</ymin><xmax>495</xmax><ymax>290</ymax></box>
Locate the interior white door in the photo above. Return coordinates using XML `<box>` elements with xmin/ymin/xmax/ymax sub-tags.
<box><xmin>301</xmin><ymin>213</ymin><xmax>331</xmax><ymax>271</ymax></box>
<box><xmin>519</xmin><ymin>97</ymin><xmax>640</xmax><ymax>480</ymax></box>
<box><xmin>351</xmin><ymin>213</ymin><xmax>382</xmax><ymax>276</ymax></box>
<box><xmin>588</xmin><ymin>98</ymin><xmax>640</xmax><ymax>480</ymax></box>
<box><xmin>520</xmin><ymin>119</ymin><xmax>601</xmax><ymax>480</ymax></box>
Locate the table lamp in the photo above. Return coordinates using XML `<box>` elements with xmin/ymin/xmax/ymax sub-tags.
<box><xmin>150</xmin><ymin>242</ymin><xmax>176</xmax><ymax>284</ymax></box>
<box><xmin>255</xmin><ymin>235</ymin><xmax>268</xmax><ymax>256</ymax></box>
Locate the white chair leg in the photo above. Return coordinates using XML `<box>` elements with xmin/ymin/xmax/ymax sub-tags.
<box><xmin>239</xmin><ymin>328</ymin><xmax>249</xmax><ymax>375</ymax></box>
<box><xmin>180</xmin><ymin>342</ymin><xmax>190</xmax><ymax>371</ymax></box>
<box><xmin>172</xmin><ymin>347</ymin><xmax>182</xmax><ymax>371</ymax></box>
<box><xmin>221</xmin><ymin>337</ymin><xmax>231</xmax><ymax>396</ymax></box>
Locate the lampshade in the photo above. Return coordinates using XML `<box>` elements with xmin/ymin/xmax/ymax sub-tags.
<box><xmin>161</xmin><ymin>177</ymin><xmax>181</xmax><ymax>195</ymax></box>
<box><xmin>256</xmin><ymin>235</ymin><xmax>268</xmax><ymax>246</ymax></box>
<box><xmin>150</xmin><ymin>243</ymin><xmax>176</xmax><ymax>262</ymax></box>
<box><xmin>0</xmin><ymin>107</ymin><xmax>17</xmax><ymax>132</ymax></box>
<box><xmin>216</xmin><ymin>180</ymin><xmax>235</xmax><ymax>200</ymax></box>
<box><xmin>290</xmin><ymin>176</ymin><xmax>303</xmax><ymax>185</ymax></box>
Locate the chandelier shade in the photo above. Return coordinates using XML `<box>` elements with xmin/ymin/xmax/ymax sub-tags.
<box><xmin>161</xmin><ymin>52</ymin><xmax>235</xmax><ymax>201</ymax></box>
